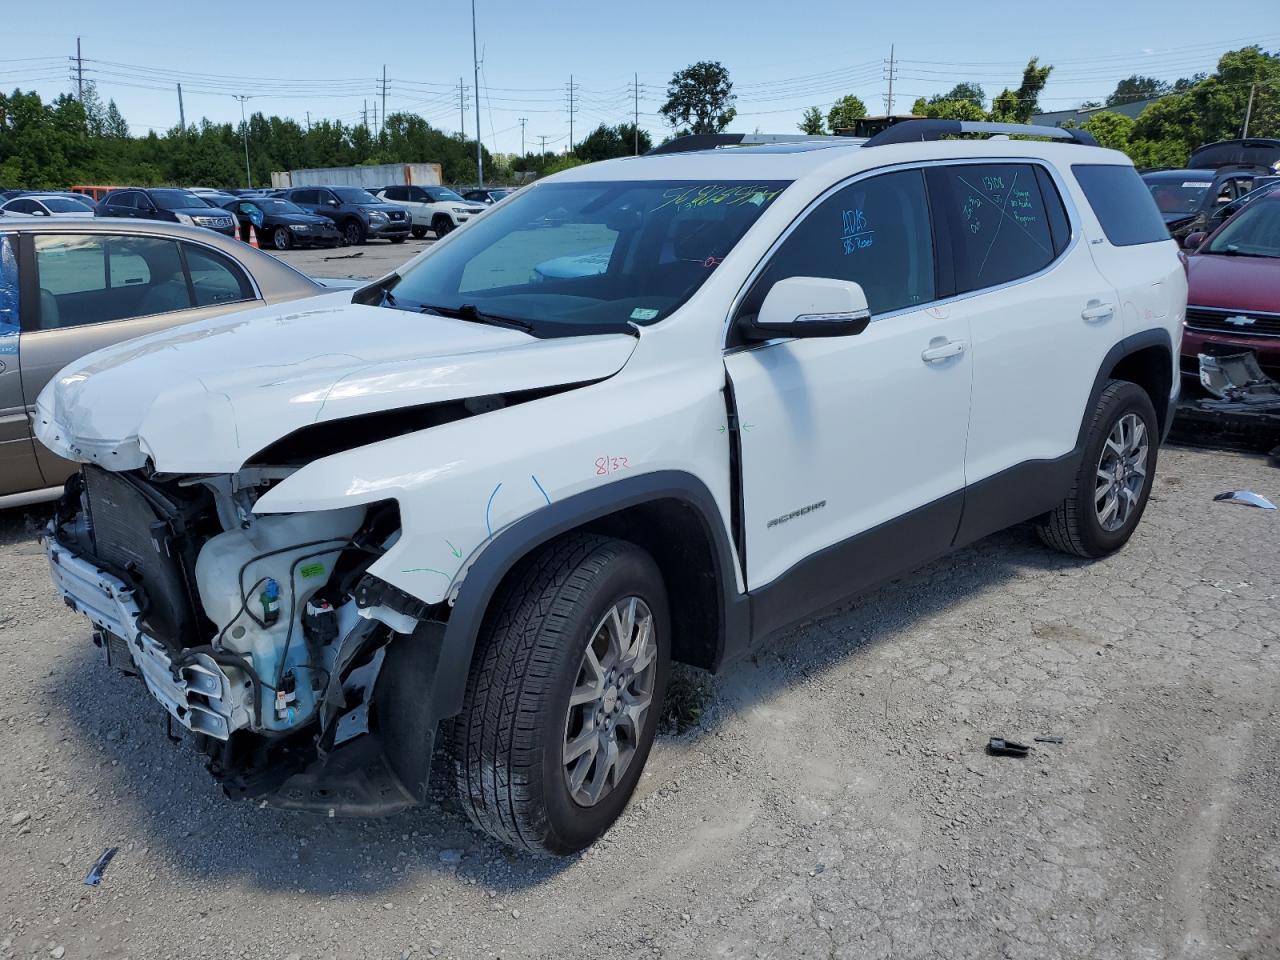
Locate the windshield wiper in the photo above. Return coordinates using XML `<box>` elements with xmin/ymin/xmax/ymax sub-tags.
<box><xmin>418</xmin><ymin>302</ymin><xmax>534</xmax><ymax>333</ymax></box>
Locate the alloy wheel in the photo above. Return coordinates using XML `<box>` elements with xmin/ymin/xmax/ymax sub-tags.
<box><xmin>562</xmin><ymin>597</ymin><xmax>658</xmax><ymax>807</ymax></box>
<box><xmin>1095</xmin><ymin>412</ymin><xmax>1148</xmax><ymax>532</ymax></box>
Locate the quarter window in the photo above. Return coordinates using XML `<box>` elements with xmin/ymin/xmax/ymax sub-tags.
<box><xmin>927</xmin><ymin>163</ymin><xmax>1057</xmax><ymax>292</ymax></box>
<box><xmin>1072</xmin><ymin>164</ymin><xmax>1169</xmax><ymax>247</ymax></box>
<box><xmin>184</xmin><ymin>243</ymin><xmax>254</xmax><ymax>306</ymax></box>
<box><xmin>737</xmin><ymin>168</ymin><xmax>935</xmax><ymax>326</ymax></box>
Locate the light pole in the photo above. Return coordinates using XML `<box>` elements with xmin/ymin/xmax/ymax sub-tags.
<box><xmin>233</xmin><ymin>95</ymin><xmax>252</xmax><ymax>189</ymax></box>
<box><xmin>471</xmin><ymin>0</ymin><xmax>483</xmax><ymax>187</ymax></box>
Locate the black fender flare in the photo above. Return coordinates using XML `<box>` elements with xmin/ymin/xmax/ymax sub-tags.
<box><xmin>429</xmin><ymin>470</ymin><xmax>745</xmax><ymax>722</ymax></box>
<box><xmin>1076</xmin><ymin>327</ymin><xmax>1177</xmax><ymax>447</ymax></box>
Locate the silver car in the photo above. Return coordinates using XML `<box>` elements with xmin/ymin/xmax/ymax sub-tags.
<box><xmin>1</xmin><ymin>216</ymin><xmax>330</xmax><ymax>507</ymax></box>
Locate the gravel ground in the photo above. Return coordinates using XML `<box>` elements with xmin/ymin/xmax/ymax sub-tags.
<box><xmin>284</xmin><ymin>235</ymin><xmax>436</xmax><ymax>283</ymax></box>
<box><xmin>1</xmin><ymin>444</ymin><xmax>1277</xmax><ymax>960</ymax></box>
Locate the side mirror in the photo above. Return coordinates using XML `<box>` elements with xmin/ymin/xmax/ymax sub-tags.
<box><xmin>1183</xmin><ymin>231</ymin><xmax>1207</xmax><ymax>250</ymax></box>
<box><xmin>327</xmin><ymin>198</ymin><xmax>340</xmax><ymax>207</ymax></box>
<box><xmin>32</xmin><ymin>209</ymin><xmax>49</xmax><ymax>216</ymax></box>
<box><xmin>741</xmin><ymin>277</ymin><xmax>872</xmax><ymax>341</ymax></box>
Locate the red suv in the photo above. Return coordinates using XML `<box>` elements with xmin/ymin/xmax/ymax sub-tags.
<box><xmin>1181</xmin><ymin>191</ymin><xmax>1280</xmax><ymax>388</ymax></box>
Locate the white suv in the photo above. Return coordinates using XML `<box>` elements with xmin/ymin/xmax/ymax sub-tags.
<box><xmin>36</xmin><ymin>122</ymin><xmax>1185</xmax><ymax>855</ymax></box>
<box><xmin>373</xmin><ymin>184</ymin><xmax>486</xmax><ymax>238</ymax></box>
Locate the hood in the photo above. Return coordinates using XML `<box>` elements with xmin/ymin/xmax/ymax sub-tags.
<box><xmin>359</xmin><ymin>201</ymin><xmax>408</xmax><ymax>214</ymax></box>
<box><xmin>34</xmin><ymin>291</ymin><xmax>638</xmax><ymax>474</ymax></box>
<box><xmin>1186</xmin><ymin>253</ymin><xmax>1280</xmax><ymax>314</ymax></box>
<box><xmin>274</xmin><ymin>212</ymin><xmax>334</xmax><ymax>227</ymax></box>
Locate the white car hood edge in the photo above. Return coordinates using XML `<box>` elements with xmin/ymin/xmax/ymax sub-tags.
<box><xmin>34</xmin><ymin>294</ymin><xmax>638</xmax><ymax>474</ymax></box>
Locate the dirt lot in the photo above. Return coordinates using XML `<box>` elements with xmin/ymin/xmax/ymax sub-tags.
<box><xmin>1</xmin><ymin>241</ymin><xmax>1278</xmax><ymax>959</ymax></box>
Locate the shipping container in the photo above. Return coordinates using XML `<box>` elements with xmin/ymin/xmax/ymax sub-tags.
<box><xmin>270</xmin><ymin>162</ymin><xmax>443</xmax><ymax>190</ymax></box>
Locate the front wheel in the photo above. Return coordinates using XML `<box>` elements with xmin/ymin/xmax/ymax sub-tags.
<box><xmin>432</xmin><ymin>216</ymin><xmax>453</xmax><ymax>238</ymax></box>
<box><xmin>270</xmin><ymin>226</ymin><xmax>291</xmax><ymax>251</ymax></box>
<box><xmin>451</xmin><ymin>534</ymin><xmax>669</xmax><ymax>855</ymax></box>
<box><xmin>341</xmin><ymin>219</ymin><xmax>365</xmax><ymax>246</ymax></box>
<box><xmin>1037</xmin><ymin>379</ymin><xmax>1159</xmax><ymax>558</ymax></box>
<box><xmin>411</xmin><ymin>226</ymin><xmax>428</xmax><ymax>239</ymax></box>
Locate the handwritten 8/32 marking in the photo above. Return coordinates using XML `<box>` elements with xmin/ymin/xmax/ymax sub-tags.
<box><xmin>595</xmin><ymin>456</ymin><xmax>631</xmax><ymax>476</ymax></box>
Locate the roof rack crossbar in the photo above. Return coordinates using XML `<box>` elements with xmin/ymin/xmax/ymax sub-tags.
<box><xmin>862</xmin><ymin>120</ymin><xmax>1098</xmax><ymax>148</ymax></box>
<box><xmin>647</xmin><ymin>133</ymin><xmax>851</xmax><ymax>155</ymax></box>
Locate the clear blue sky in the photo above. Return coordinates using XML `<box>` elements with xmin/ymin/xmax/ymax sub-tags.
<box><xmin>5</xmin><ymin>0</ymin><xmax>1277</xmax><ymax>155</ymax></box>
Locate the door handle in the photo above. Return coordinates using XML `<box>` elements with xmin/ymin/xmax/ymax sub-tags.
<box><xmin>1081</xmin><ymin>301</ymin><xmax>1115</xmax><ymax>323</ymax></box>
<box><xmin>921</xmin><ymin>339</ymin><xmax>968</xmax><ymax>363</ymax></box>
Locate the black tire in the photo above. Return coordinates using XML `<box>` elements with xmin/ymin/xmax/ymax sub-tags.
<box><xmin>341</xmin><ymin>218</ymin><xmax>365</xmax><ymax>246</ymax></box>
<box><xmin>390</xmin><ymin>236</ymin><xmax>406</xmax><ymax>244</ymax></box>
<box><xmin>1037</xmin><ymin>379</ymin><xmax>1159</xmax><ymax>558</ymax></box>
<box><xmin>452</xmin><ymin>533</ymin><xmax>670</xmax><ymax>855</ymax></box>
<box><xmin>432</xmin><ymin>216</ymin><xmax>453</xmax><ymax>238</ymax></box>
<box><xmin>270</xmin><ymin>226</ymin><xmax>291</xmax><ymax>251</ymax></box>
<box><xmin>411</xmin><ymin>226</ymin><xmax>428</xmax><ymax>239</ymax></box>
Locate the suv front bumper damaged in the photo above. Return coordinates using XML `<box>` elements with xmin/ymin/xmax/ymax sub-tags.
<box><xmin>46</xmin><ymin>536</ymin><xmax>249</xmax><ymax>739</ymax></box>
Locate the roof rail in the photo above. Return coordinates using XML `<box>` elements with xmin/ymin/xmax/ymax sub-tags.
<box><xmin>647</xmin><ymin>133</ymin><xmax>850</xmax><ymax>155</ymax></box>
<box><xmin>862</xmin><ymin>120</ymin><xmax>1098</xmax><ymax>148</ymax></box>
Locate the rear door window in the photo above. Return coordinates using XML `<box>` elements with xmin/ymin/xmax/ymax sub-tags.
<box><xmin>1072</xmin><ymin>164</ymin><xmax>1170</xmax><ymax>246</ymax></box>
<box><xmin>32</xmin><ymin>234</ymin><xmax>191</xmax><ymax>329</ymax></box>
<box><xmin>926</xmin><ymin>163</ymin><xmax>1058</xmax><ymax>292</ymax></box>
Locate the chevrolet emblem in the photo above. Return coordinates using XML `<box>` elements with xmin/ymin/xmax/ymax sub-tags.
<box><xmin>1224</xmin><ymin>314</ymin><xmax>1256</xmax><ymax>327</ymax></box>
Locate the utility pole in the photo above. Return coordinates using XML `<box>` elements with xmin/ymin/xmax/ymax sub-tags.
<box><xmin>519</xmin><ymin>117</ymin><xmax>527</xmax><ymax>156</ymax></box>
<box><xmin>633</xmin><ymin>72</ymin><xmax>640</xmax><ymax>155</ymax></box>
<box><xmin>176</xmin><ymin>83</ymin><xmax>185</xmax><ymax>131</ymax></box>
<box><xmin>883</xmin><ymin>44</ymin><xmax>898</xmax><ymax>115</ymax></box>
<box><xmin>306</xmin><ymin>111</ymin><xmax>311</xmax><ymax>132</ymax></box>
<box><xmin>471</xmin><ymin>0</ymin><xmax>483</xmax><ymax>186</ymax></box>
<box><xmin>362</xmin><ymin>100</ymin><xmax>368</xmax><ymax>130</ymax></box>
<box><xmin>72</xmin><ymin>37</ymin><xmax>84</xmax><ymax>102</ymax></box>
<box><xmin>1242</xmin><ymin>82</ymin><xmax>1257</xmax><ymax>139</ymax></box>
<box><xmin>539</xmin><ymin>134</ymin><xmax>547</xmax><ymax>155</ymax></box>
<box><xmin>381</xmin><ymin>64</ymin><xmax>387</xmax><ymax>137</ymax></box>
<box><xmin>459</xmin><ymin>78</ymin><xmax>466</xmax><ymax>137</ymax></box>
<box><xmin>373</xmin><ymin>101</ymin><xmax>378</xmax><ymax>137</ymax></box>
<box><xmin>567</xmin><ymin>74</ymin><xmax>578</xmax><ymax>151</ymax></box>
<box><xmin>233</xmin><ymin>95</ymin><xmax>252</xmax><ymax>189</ymax></box>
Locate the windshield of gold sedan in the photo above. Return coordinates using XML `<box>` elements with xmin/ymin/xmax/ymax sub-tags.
<box><xmin>378</xmin><ymin>180</ymin><xmax>790</xmax><ymax>336</ymax></box>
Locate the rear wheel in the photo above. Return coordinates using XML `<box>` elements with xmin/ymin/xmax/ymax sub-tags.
<box><xmin>341</xmin><ymin>218</ymin><xmax>365</xmax><ymax>246</ymax></box>
<box><xmin>270</xmin><ymin>226</ymin><xmax>291</xmax><ymax>251</ymax></box>
<box><xmin>1037</xmin><ymin>380</ymin><xmax>1158</xmax><ymax>558</ymax></box>
<box><xmin>390</xmin><ymin>236</ymin><xmax>406</xmax><ymax>244</ymax></box>
<box><xmin>432</xmin><ymin>215</ymin><xmax>453</xmax><ymax>238</ymax></box>
<box><xmin>451</xmin><ymin>534</ymin><xmax>669</xmax><ymax>855</ymax></box>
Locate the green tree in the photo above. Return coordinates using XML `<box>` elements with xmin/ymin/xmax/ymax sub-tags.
<box><xmin>933</xmin><ymin>83</ymin><xmax>984</xmax><ymax>107</ymax></box>
<box><xmin>798</xmin><ymin>106</ymin><xmax>825</xmax><ymax>135</ymax></box>
<box><xmin>1106</xmin><ymin>75</ymin><xmax>1170</xmax><ymax>106</ymax></box>
<box><xmin>103</xmin><ymin>100</ymin><xmax>129</xmax><ymax>139</ymax></box>
<box><xmin>989</xmin><ymin>57</ymin><xmax>1053</xmax><ymax>123</ymax></box>
<box><xmin>826</xmin><ymin>94</ymin><xmax>867</xmax><ymax>133</ymax></box>
<box><xmin>1080</xmin><ymin>110</ymin><xmax>1135</xmax><ymax>150</ymax></box>
<box><xmin>660</xmin><ymin>61</ymin><xmax>736</xmax><ymax>135</ymax></box>
<box><xmin>911</xmin><ymin>95</ymin><xmax>986</xmax><ymax>121</ymax></box>
<box><xmin>574</xmin><ymin>122</ymin><xmax>652</xmax><ymax>162</ymax></box>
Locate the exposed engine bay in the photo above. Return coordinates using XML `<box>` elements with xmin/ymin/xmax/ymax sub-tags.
<box><xmin>45</xmin><ymin>464</ymin><xmax>442</xmax><ymax>814</ymax></box>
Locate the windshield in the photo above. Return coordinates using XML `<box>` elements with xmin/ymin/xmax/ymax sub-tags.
<box><xmin>1204</xmin><ymin>200</ymin><xmax>1280</xmax><ymax>258</ymax></box>
<box><xmin>427</xmin><ymin>187</ymin><xmax>466</xmax><ymax>203</ymax></box>
<box><xmin>44</xmin><ymin>197</ymin><xmax>94</xmax><ymax>213</ymax></box>
<box><xmin>379</xmin><ymin>179</ymin><xmax>790</xmax><ymax>336</ymax></box>
<box><xmin>1145</xmin><ymin>176</ymin><xmax>1212</xmax><ymax>215</ymax></box>
<box><xmin>151</xmin><ymin>189</ymin><xmax>209</xmax><ymax>210</ymax></box>
<box><xmin>259</xmin><ymin>198</ymin><xmax>306</xmax><ymax>214</ymax></box>
<box><xmin>333</xmin><ymin>187</ymin><xmax>378</xmax><ymax>204</ymax></box>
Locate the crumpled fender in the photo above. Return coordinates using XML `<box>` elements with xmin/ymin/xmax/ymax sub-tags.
<box><xmin>252</xmin><ymin>348</ymin><xmax>735</xmax><ymax>607</ymax></box>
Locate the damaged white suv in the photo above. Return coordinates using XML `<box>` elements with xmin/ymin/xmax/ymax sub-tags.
<box><xmin>38</xmin><ymin>122</ymin><xmax>1185</xmax><ymax>855</ymax></box>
